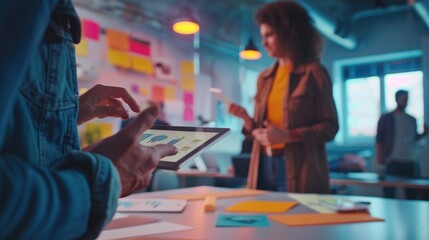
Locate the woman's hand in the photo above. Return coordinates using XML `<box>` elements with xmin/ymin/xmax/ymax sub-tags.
<box><xmin>252</xmin><ymin>121</ymin><xmax>300</xmax><ymax>146</ymax></box>
<box><xmin>228</xmin><ymin>103</ymin><xmax>253</xmax><ymax>131</ymax></box>
<box><xmin>78</xmin><ymin>84</ymin><xmax>140</xmax><ymax>125</ymax></box>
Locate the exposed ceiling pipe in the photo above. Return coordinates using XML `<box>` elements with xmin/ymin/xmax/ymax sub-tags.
<box><xmin>351</xmin><ymin>0</ymin><xmax>429</xmax><ymax>32</ymax></box>
<box><xmin>262</xmin><ymin>0</ymin><xmax>358</xmax><ymax>50</ymax></box>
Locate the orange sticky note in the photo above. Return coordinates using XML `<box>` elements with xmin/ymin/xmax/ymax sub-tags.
<box><xmin>168</xmin><ymin>189</ymin><xmax>266</xmax><ymax>201</ymax></box>
<box><xmin>226</xmin><ymin>201</ymin><xmax>298</xmax><ymax>213</ymax></box>
<box><xmin>107</xmin><ymin>49</ymin><xmax>131</xmax><ymax>69</ymax></box>
<box><xmin>269</xmin><ymin>213</ymin><xmax>383</xmax><ymax>226</ymax></box>
<box><xmin>152</xmin><ymin>85</ymin><xmax>164</xmax><ymax>101</ymax></box>
<box><xmin>106</xmin><ymin>28</ymin><xmax>129</xmax><ymax>51</ymax></box>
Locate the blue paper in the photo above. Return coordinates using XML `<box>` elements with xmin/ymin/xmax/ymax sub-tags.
<box><xmin>216</xmin><ymin>214</ymin><xmax>270</xmax><ymax>227</ymax></box>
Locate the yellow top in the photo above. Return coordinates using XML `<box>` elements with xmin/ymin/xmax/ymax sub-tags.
<box><xmin>266</xmin><ymin>63</ymin><xmax>292</xmax><ymax>150</ymax></box>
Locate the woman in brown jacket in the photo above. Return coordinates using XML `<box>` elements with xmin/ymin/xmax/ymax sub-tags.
<box><xmin>229</xmin><ymin>1</ymin><xmax>338</xmax><ymax>193</ymax></box>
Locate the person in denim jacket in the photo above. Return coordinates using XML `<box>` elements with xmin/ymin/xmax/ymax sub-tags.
<box><xmin>0</xmin><ymin>1</ymin><xmax>177</xmax><ymax>239</ymax></box>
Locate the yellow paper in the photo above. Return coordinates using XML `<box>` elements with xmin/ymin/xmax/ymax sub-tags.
<box><xmin>181</xmin><ymin>76</ymin><xmax>195</xmax><ymax>91</ymax></box>
<box><xmin>269</xmin><ymin>213</ymin><xmax>383</xmax><ymax>226</ymax></box>
<box><xmin>225</xmin><ymin>201</ymin><xmax>298</xmax><ymax>213</ymax></box>
<box><xmin>181</xmin><ymin>61</ymin><xmax>194</xmax><ymax>75</ymax></box>
<box><xmin>131</xmin><ymin>55</ymin><xmax>154</xmax><ymax>74</ymax></box>
<box><xmin>168</xmin><ymin>189</ymin><xmax>266</xmax><ymax>201</ymax></box>
<box><xmin>75</xmin><ymin>38</ymin><xmax>88</xmax><ymax>56</ymax></box>
<box><xmin>140</xmin><ymin>87</ymin><xmax>149</xmax><ymax>96</ymax></box>
<box><xmin>107</xmin><ymin>49</ymin><xmax>131</xmax><ymax>69</ymax></box>
<box><xmin>164</xmin><ymin>86</ymin><xmax>176</xmax><ymax>100</ymax></box>
<box><xmin>106</xmin><ymin>28</ymin><xmax>129</xmax><ymax>51</ymax></box>
<box><xmin>287</xmin><ymin>193</ymin><xmax>337</xmax><ymax>213</ymax></box>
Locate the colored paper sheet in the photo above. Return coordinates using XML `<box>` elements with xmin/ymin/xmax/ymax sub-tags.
<box><xmin>82</xmin><ymin>19</ymin><xmax>100</xmax><ymax>40</ymax></box>
<box><xmin>130</xmin><ymin>39</ymin><xmax>151</xmax><ymax>56</ymax></box>
<box><xmin>225</xmin><ymin>201</ymin><xmax>298</xmax><ymax>213</ymax></box>
<box><xmin>164</xmin><ymin>86</ymin><xmax>176</xmax><ymax>100</ymax></box>
<box><xmin>181</xmin><ymin>61</ymin><xmax>194</xmax><ymax>75</ymax></box>
<box><xmin>104</xmin><ymin>214</ymin><xmax>158</xmax><ymax>230</ymax></box>
<box><xmin>168</xmin><ymin>189</ymin><xmax>267</xmax><ymax>201</ymax></box>
<box><xmin>269</xmin><ymin>213</ymin><xmax>383</xmax><ymax>226</ymax></box>
<box><xmin>99</xmin><ymin>213</ymin><xmax>192</xmax><ymax>240</ymax></box>
<box><xmin>75</xmin><ymin>38</ymin><xmax>88</xmax><ymax>56</ymax></box>
<box><xmin>181</xmin><ymin>76</ymin><xmax>195</xmax><ymax>91</ymax></box>
<box><xmin>140</xmin><ymin>87</ymin><xmax>149</xmax><ymax>96</ymax></box>
<box><xmin>216</xmin><ymin>214</ymin><xmax>270</xmax><ymax>227</ymax></box>
<box><xmin>183</xmin><ymin>106</ymin><xmax>194</xmax><ymax>122</ymax></box>
<box><xmin>107</xmin><ymin>49</ymin><xmax>131</xmax><ymax>69</ymax></box>
<box><xmin>131</xmin><ymin>55</ymin><xmax>154</xmax><ymax>74</ymax></box>
<box><xmin>152</xmin><ymin>85</ymin><xmax>164</xmax><ymax>101</ymax></box>
<box><xmin>288</xmin><ymin>193</ymin><xmax>338</xmax><ymax>213</ymax></box>
<box><xmin>106</xmin><ymin>28</ymin><xmax>129</xmax><ymax>51</ymax></box>
<box><xmin>154</xmin><ymin>58</ymin><xmax>174</xmax><ymax>81</ymax></box>
<box><xmin>183</xmin><ymin>92</ymin><xmax>194</xmax><ymax>105</ymax></box>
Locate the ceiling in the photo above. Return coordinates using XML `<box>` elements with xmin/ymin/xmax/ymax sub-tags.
<box><xmin>73</xmin><ymin>0</ymin><xmax>429</xmax><ymax>51</ymax></box>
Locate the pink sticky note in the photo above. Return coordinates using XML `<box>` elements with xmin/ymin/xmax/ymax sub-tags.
<box><xmin>183</xmin><ymin>92</ymin><xmax>194</xmax><ymax>105</ymax></box>
<box><xmin>131</xmin><ymin>84</ymin><xmax>139</xmax><ymax>94</ymax></box>
<box><xmin>83</xmin><ymin>19</ymin><xmax>100</xmax><ymax>41</ymax></box>
<box><xmin>184</xmin><ymin>107</ymin><xmax>194</xmax><ymax>122</ymax></box>
<box><xmin>130</xmin><ymin>39</ymin><xmax>151</xmax><ymax>56</ymax></box>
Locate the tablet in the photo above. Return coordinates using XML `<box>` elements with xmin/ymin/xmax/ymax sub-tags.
<box><xmin>139</xmin><ymin>126</ymin><xmax>230</xmax><ymax>170</ymax></box>
<box><xmin>318</xmin><ymin>199</ymin><xmax>369</xmax><ymax>213</ymax></box>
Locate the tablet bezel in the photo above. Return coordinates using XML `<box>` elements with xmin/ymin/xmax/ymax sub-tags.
<box><xmin>140</xmin><ymin>125</ymin><xmax>230</xmax><ymax>170</ymax></box>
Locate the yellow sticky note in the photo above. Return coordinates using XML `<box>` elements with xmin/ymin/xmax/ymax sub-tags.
<box><xmin>181</xmin><ymin>76</ymin><xmax>195</xmax><ymax>91</ymax></box>
<box><xmin>225</xmin><ymin>201</ymin><xmax>298</xmax><ymax>213</ymax></box>
<box><xmin>106</xmin><ymin>28</ymin><xmax>129</xmax><ymax>51</ymax></box>
<box><xmin>164</xmin><ymin>86</ymin><xmax>176</xmax><ymax>100</ymax></box>
<box><xmin>75</xmin><ymin>38</ymin><xmax>88</xmax><ymax>56</ymax></box>
<box><xmin>181</xmin><ymin>61</ymin><xmax>194</xmax><ymax>75</ymax></box>
<box><xmin>131</xmin><ymin>55</ymin><xmax>154</xmax><ymax>74</ymax></box>
<box><xmin>107</xmin><ymin>49</ymin><xmax>131</xmax><ymax>69</ymax></box>
<box><xmin>140</xmin><ymin>87</ymin><xmax>149</xmax><ymax>96</ymax></box>
<box><xmin>269</xmin><ymin>213</ymin><xmax>383</xmax><ymax>226</ymax></box>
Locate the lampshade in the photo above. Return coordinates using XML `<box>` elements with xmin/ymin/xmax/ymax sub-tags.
<box><xmin>172</xmin><ymin>7</ymin><xmax>200</xmax><ymax>35</ymax></box>
<box><xmin>240</xmin><ymin>38</ymin><xmax>261</xmax><ymax>60</ymax></box>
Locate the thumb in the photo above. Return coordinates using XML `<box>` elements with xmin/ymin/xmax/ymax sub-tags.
<box><xmin>151</xmin><ymin>144</ymin><xmax>178</xmax><ymax>159</ymax></box>
<box><xmin>123</xmin><ymin>106</ymin><xmax>159</xmax><ymax>136</ymax></box>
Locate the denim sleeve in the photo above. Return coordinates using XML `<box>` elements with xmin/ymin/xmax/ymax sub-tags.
<box><xmin>0</xmin><ymin>0</ymin><xmax>59</xmax><ymax>140</ymax></box>
<box><xmin>0</xmin><ymin>152</ymin><xmax>121</xmax><ymax>239</ymax></box>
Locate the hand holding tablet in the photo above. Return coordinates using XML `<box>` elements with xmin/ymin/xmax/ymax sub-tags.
<box><xmin>139</xmin><ymin>126</ymin><xmax>230</xmax><ymax>170</ymax></box>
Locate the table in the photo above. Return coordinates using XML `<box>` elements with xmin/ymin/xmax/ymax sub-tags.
<box><xmin>330</xmin><ymin>172</ymin><xmax>429</xmax><ymax>189</ymax></box>
<box><xmin>107</xmin><ymin>186</ymin><xmax>429</xmax><ymax>240</ymax></box>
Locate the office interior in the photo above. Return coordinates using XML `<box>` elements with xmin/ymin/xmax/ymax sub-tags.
<box><xmin>73</xmin><ymin>0</ymin><xmax>429</xmax><ymax>200</ymax></box>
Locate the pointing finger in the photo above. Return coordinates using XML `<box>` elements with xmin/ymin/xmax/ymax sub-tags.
<box><xmin>122</xmin><ymin>106</ymin><xmax>159</xmax><ymax>136</ymax></box>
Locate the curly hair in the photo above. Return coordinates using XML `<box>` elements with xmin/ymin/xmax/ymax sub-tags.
<box><xmin>255</xmin><ymin>1</ymin><xmax>322</xmax><ymax>66</ymax></box>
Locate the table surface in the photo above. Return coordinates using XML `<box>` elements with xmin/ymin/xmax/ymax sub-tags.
<box><xmin>114</xmin><ymin>186</ymin><xmax>429</xmax><ymax>240</ymax></box>
<box><xmin>330</xmin><ymin>172</ymin><xmax>429</xmax><ymax>189</ymax></box>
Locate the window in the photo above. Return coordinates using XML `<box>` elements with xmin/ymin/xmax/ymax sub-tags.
<box><xmin>341</xmin><ymin>57</ymin><xmax>424</xmax><ymax>144</ymax></box>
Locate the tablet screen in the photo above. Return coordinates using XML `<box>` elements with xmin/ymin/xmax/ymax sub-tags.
<box><xmin>139</xmin><ymin>126</ymin><xmax>230</xmax><ymax>170</ymax></box>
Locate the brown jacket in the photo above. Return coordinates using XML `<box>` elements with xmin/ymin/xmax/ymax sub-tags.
<box><xmin>247</xmin><ymin>62</ymin><xmax>339</xmax><ymax>193</ymax></box>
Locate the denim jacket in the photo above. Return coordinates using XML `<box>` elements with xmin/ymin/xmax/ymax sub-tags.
<box><xmin>0</xmin><ymin>1</ymin><xmax>120</xmax><ymax>239</ymax></box>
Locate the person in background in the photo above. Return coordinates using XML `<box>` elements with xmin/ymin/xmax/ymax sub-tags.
<box><xmin>0</xmin><ymin>0</ymin><xmax>177</xmax><ymax>238</ymax></box>
<box><xmin>228</xmin><ymin>1</ymin><xmax>338</xmax><ymax>193</ymax></box>
<box><xmin>376</xmin><ymin>89</ymin><xmax>428</xmax><ymax>199</ymax></box>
